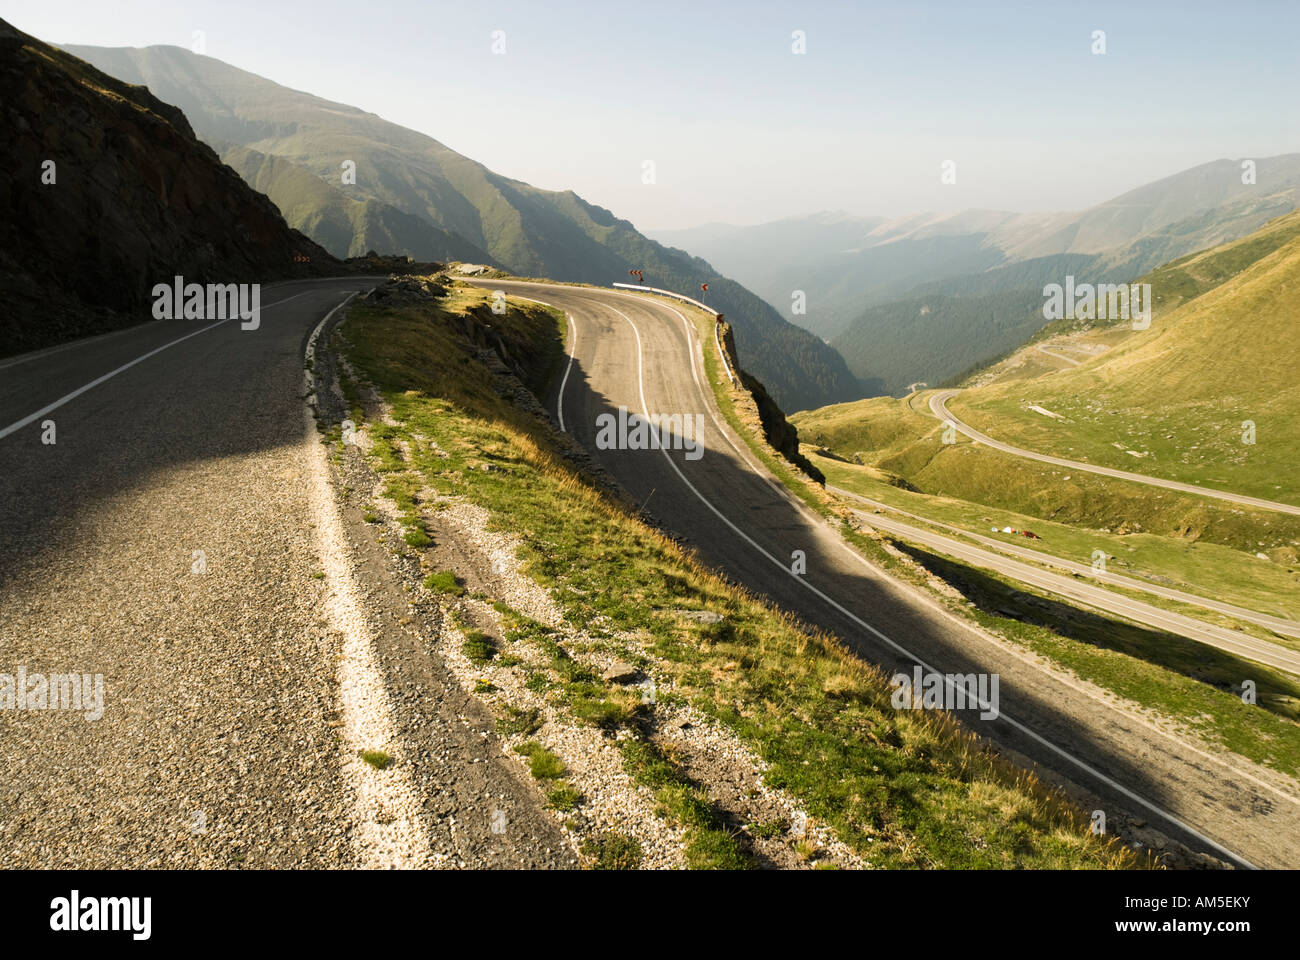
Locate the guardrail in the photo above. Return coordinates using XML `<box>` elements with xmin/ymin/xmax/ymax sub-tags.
<box><xmin>611</xmin><ymin>282</ymin><xmax>737</xmax><ymax>386</ymax></box>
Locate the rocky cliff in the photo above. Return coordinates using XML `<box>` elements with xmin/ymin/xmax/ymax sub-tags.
<box><xmin>718</xmin><ymin>320</ymin><xmax>825</xmax><ymax>485</ymax></box>
<box><xmin>0</xmin><ymin>18</ymin><xmax>336</xmax><ymax>354</ymax></box>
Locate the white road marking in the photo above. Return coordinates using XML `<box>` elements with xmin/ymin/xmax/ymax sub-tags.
<box><xmin>557</xmin><ymin>314</ymin><xmax>577</xmax><ymax>432</ymax></box>
<box><xmin>303</xmin><ymin>292</ymin><xmax>435</xmax><ymax>868</ymax></box>
<box><xmin>508</xmin><ymin>294</ymin><xmax>577</xmax><ymax>432</ymax></box>
<box><xmin>0</xmin><ymin>290</ymin><xmax>318</xmax><ymax>442</ymax></box>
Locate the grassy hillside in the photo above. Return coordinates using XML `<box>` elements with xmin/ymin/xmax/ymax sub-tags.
<box><xmin>950</xmin><ymin>208</ymin><xmax>1300</xmax><ymax>505</ymax></box>
<box><xmin>221</xmin><ymin>145</ymin><xmax>496</xmax><ymax>264</ymax></box>
<box><xmin>64</xmin><ymin>42</ymin><xmax>859</xmax><ymax>413</ymax></box>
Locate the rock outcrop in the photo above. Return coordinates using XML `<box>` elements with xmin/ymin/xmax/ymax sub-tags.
<box><xmin>0</xmin><ymin>18</ymin><xmax>337</xmax><ymax>354</ymax></box>
<box><xmin>718</xmin><ymin>320</ymin><xmax>826</xmax><ymax>485</ymax></box>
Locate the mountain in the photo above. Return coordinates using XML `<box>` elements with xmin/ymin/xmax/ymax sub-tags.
<box><xmin>0</xmin><ymin>20</ymin><xmax>336</xmax><ymax>355</ymax></box>
<box><xmin>652</xmin><ymin>210</ymin><xmax>1012</xmax><ymax>340</ymax></box>
<box><xmin>62</xmin><ymin>43</ymin><xmax>859</xmax><ymax>413</ymax></box>
<box><xmin>652</xmin><ymin>158</ymin><xmax>1300</xmax><ymax>393</ymax></box>
<box><xmin>219</xmin><ymin>143</ymin><xmax>498</xmax><ymax>265</ymax></box>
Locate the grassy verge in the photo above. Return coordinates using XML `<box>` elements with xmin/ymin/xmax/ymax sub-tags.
<box><xmin>498</xmin><ymin>606</ymin><xmax>748</xmax><ymax>868</ymax></box>
<box><xmin>331</xmin><ymin>284</ymin><xmax>1140</xmax><ymax>868</ymax></box>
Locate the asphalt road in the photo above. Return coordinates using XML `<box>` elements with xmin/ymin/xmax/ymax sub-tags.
<box><xmin>931</xmin><ymin>389</ymin><xmax>1300</xmax><ymax>517</ymax></box>
<box><xmin>472</xmin><ymin>278</ymin><xmax>1300</xmax><ymax>870</ymax></box>
<box><xmin>0</xmin><ymin>276</ymin><xmax>571</xmax><ymax>868</ymax></box>
<box><xmin>829</xmin><ymin>486</ymin><xmax>1300</xmax><ymax>667</ymax></box>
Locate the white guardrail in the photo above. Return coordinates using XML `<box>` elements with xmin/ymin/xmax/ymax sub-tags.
<box><xmin>611</xmin><ymin>282</ymin><xmax>737</xmax><ymax>386</ymax></box>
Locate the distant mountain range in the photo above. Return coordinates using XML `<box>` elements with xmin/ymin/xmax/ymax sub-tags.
<box><xmin>62</xmin><ymin>42</ymin><xmax>860</xmax><ymax>413</ymax></box>
<box><xmin>0</xmin><ymin>19</ymin><xmax>334</xmax><ymax>355</ymax></box>
<box><xmin>652</xmin><ymin>157</ymin><xmax>1300</xmax><ymax>395</ymax></box>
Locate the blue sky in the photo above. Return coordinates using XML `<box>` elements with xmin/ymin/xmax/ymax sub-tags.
<box><xmin>11</xmin><ymin>0</ymin><xmax>1299</xmax><ymax>230</ymax></box>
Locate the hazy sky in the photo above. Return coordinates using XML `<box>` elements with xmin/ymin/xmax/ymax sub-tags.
<box><xmin>11</xmin><ymin>0</ymin><xmax>1299</xmax><ymax>231</ymax></box>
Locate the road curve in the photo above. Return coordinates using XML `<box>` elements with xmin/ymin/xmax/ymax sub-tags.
<box><xmin>1036</xmin><ymin>344</ymin><xmax>1081</xmax><ymax>366</ymax></box>
<box><xmin>930</xmin><ymin>390</ymin><xmax>1300</xmax><ymax>517</ymax></box>
<box><xmin>469</xmin><ymin>277</ymin><xmax>1300</xmax><ymax>870</ymax></box>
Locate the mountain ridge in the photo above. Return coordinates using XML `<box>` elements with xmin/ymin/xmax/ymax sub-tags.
<box><xmin>654</xmin><ymin>156</ymin><xmax>1299</xmax><ymax>392</ymax></box>
<box><xmin>62</xmin><ymin>41</ymin><xmax>859</xmax><ymax>412</ymax></box>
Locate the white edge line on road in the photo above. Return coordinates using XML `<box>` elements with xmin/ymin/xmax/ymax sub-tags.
<box><xmin>303</xmin><ymin>291</ymin><xmax>435</xmax><ymax>868</ymax></box>
<box><xmin>0</xmin><ymin>289</ymin><xmax>317</xmax><ymax>373</ymax></box>
<box><xmin>0</xmin><ymin>289</ymin><xmax>319</xmax><ymax>442</ymax></box>
<box><xmin>597</xmin><ymin>298</ymin><xmax>1259</xmax><ymax>870</ymax></box>
<box><xmin>557</xmin><ymin>314</ymin><xmax>576</xmax><ymax>432</ymax></box>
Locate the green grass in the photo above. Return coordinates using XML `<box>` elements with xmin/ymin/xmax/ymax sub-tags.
<box><xmin>460</xmin><ymin>630</ymin><xmax>496</xmax><ymax>665</ymax></box>
<box><xmin>747</xmin><ymin>818</ymin><xmax>785</xmax><ymax>840</ymax></box>
<box><xmin>495</xmin><ymin>704</ymin><xmax>542</xmax><ymax>737</ymax></box>
<box><xmin>580</xmin><ymin>832</ymin><xmax>644</xmax><ymax>870</ymax></box>
<box><xmin>423</xmin><ymin>569</ymin><xmax>465</xmax><ymax>596</ymax></box>
<box><xmin>359</xmin><ymin>749</ymin><xmax>391</xmax><ymax>770</ymax></box>
<box><xmin>619</xmin><ymin>738</ymin><xmax>748</xmax><ymax>870</ymax></box>
<box><xmin>403</xmin><ymin>527</ymin><xmax>432</xmax><ymax>548</ymax></box>
<box><xmin>332</xmin><ymin>285</ymin><xmax>1142</xmax><ymax>868</ymax></box>
<box><xmin>489</xmin><ymin>599</ymin><xmax>746</xmax><ymax>865</ymax></box>
<box><xmin>514</xmin><ymin>741</ymin><xmax>567</xmax><ymax>780</ymax></box>
<box><xmin>546</xmin><ymin>785</ymin><xmax>583</xmax><ymax>812</ymax></box>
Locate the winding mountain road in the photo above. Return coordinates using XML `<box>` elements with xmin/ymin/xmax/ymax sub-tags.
<box><xmin>6</xmin><ymin>273</ymin><xmax>1298</xmax><ymax>871</ymax></box>
<box><xmin>471</xmin><ymin>278</ymin><xmax>1300</xmax><ymax>870</ymax></box>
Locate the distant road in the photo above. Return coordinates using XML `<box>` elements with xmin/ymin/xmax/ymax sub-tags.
<box><xmin>828</xmin><ymin>485</ymin><xmax>1300</xmax><ymax>673</ymax></box>
<box><xmin>1036</xmin><ymin>344</ymin><xmax>1081</xmax><ymax>366</ymax></box>
<box><xmin>930</xmin><ymin>390</ymin><xmax>1300</xmax><ymax>517</ymax></box>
